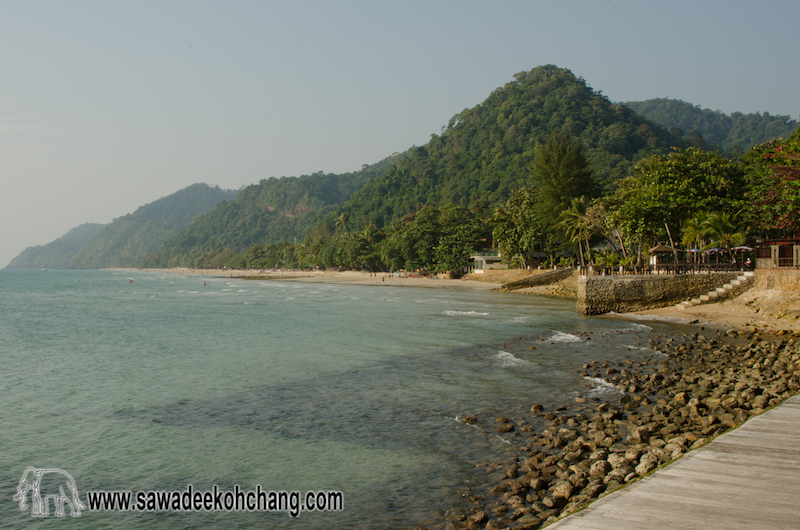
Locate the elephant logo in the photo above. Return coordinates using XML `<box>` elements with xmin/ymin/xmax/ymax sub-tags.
<box><xmin>12</xmin><ymin>467</ymin><xmax>86</xmax><ymax>517</ymax></box>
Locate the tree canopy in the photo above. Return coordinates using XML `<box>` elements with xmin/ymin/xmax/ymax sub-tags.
<box><xmin>623</xmin><ymin>98</ymin><xmax>798</xmax><ymax>153</ymax></box>
<box><xmin>605</xmin><ymin>148</ymin><xmax>745</xmax><ymax>260</ymax></box>
<box><xmin>742</xmin><ymin>127</ymin><xmax>800</xmax><ymax>232</ymax></box>
<box><xmin>531</xmin><ymin>131</ymin><xmax>598</xmax><ymax>227</ymax></box>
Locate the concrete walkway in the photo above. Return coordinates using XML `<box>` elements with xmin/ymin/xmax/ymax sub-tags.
<box><xmin>548</xmin><ymin>394</ymin><xmax>800</xmax><ymax>529</ymax></box>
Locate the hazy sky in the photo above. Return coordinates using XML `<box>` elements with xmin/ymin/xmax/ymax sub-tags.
<box><xmin>2</xmin><ymin>1</ymin><xmax>798</xmax><ymax>267</ymax></box>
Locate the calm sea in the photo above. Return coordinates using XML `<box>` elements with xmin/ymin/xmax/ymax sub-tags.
<box><xmin>0</xmin><ymin>270</ymin><xmax>679</xmax><ymax>528</ymax></box>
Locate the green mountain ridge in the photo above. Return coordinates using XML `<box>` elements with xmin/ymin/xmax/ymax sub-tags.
<box><xmin>19</xmin><ymin>66</ymin><xmax>798</xmax><ymax>270</ymax></box>
<box><xmin>621</xmin><ymin>98</ymin><xmax>798</xmax><ymax>153</ymax></box>
<box><xmin>4</xmin><ymin>222</ymin><xmax>108</xmax><ymax>270</ymax></box>
<box><xmin>145</xmin><ymin>65</ymin><xmax>691</xmax><ymax>267</ymax></box>
<box><xmin>326</xmin><ymin>66</ymin><xmax>683</xmax><ymax>234</ymax></box>
<box><xmin>67</xmin><ymin>183</ymin><xmax>238</xmax><ymax>269</ymax></box>
<box><xmin>139</xmin><ymin>159</ymin><xmax>395</xmax><ymax>268</ymax></box>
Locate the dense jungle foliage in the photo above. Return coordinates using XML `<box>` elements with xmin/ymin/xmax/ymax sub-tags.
<box><xmin>231</xmin><ymin>128</ymin><xmax>799</xmax><ymax>274</ymax></box>
<box><xmin>329</xmin><ymin>65</ymin><xmax>680</xmax><ymax>231</ymax></box>
<box><xmin>139</xmin><ymin>159</ymin><xmax>394</xmax><ymax>268</ymax></box>
<box><xmin>623</xmin><ymin>98</ymin><xmax>798</xmax><ymax>154</ymax></box>
<box><xmin>742</xmin><ymin>127</ymin><xmax>800</xmax><ymax>234</ymax></box>
<box><xmin>146</xmin><ymin>65</ymin><xmax>687</xmax><ymax>268</ymax></box>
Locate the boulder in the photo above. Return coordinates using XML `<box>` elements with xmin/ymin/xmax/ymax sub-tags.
<box><xmin>589</xmin><ymin>460</ymin><xmax>611</xmax><ymax>477</ymax></box>
<box><xmin>635</xmin><ymin>453</ymin><xmax>659</xmax><ymax>475</ymax></box>
<box><xmin>551</xmin><ymin>481</ymin><xmax>574</xmax><ymax>499</ymax></box>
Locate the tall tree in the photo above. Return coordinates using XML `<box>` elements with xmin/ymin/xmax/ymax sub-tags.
<box><xmin>335</xmin><ymin>212</ymin><xmax>352</xmax><ymax>235</ymax></box>
<box><xmin>490</xmin><ymin>187</ymin><xmax>549</xmax><ymax>268</ymax></box>
<box><xmin>681</xmin><ymin>210</ymin><xmax>712</xmax><ymax>265</ymax></box>
<box><xmin>531</xmin><ymin>131</ymin><xmax>598</xmax><ymax>227</ymax></box>
<box><xmin>557</xmin><ymin>197</ymin><xmax>591</xmax><ymax>266</ymax></box>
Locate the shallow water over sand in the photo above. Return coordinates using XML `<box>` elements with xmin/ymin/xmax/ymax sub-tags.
<box><xmin>0</xmin><ymin>270</ymin><xmax>681</xmax><ymax>528</ymax></box>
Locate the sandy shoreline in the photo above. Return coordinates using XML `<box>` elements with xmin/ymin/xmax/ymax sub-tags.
<box><xmin>128</xmin><ymin>267</ymin><xmax>800</xmax><ymax>331</ymax></box>
<box><xmin>131</xmin><ymin>267</ymin><xmax>505</xmax><ymax>290</ymax></box>
<box><xmin>630</xmin><ymin>294</ymin><xmax>800</xmax><ymax>334</ymax></box>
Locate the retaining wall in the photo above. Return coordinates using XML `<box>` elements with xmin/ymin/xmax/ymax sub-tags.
<box><xmin>576</xmin><ymin>273</ymin><xmax>740</xmax><ymax>315</ymax></box>
<box><xmin>501</xmin><ymin>267</ymin><xmax>574</xmax><ymax>291</ymax></box>
<box><xmin>753</xmin><ymin>269</ymin><xmax>800</xmax><ymax>290</ymax></box>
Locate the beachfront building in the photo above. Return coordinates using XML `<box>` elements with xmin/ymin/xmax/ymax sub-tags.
<box><xmin>755</xmin><ymin>239</ymin><xmax>800</xmax><ymax>269</ymax></box>
<box><xmin>470</xmin><ymin>250</ymin><xmax>506</xmax><ymax>274</ymax></box>
<box><xmin>648</xmin><ymin>244</ymin><xmax>683</xmax><ymax>271</ymax></box>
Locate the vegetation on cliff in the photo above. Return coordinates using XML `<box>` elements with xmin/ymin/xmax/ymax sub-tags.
<box><xmin>4</xmin><ymin>223</ymin><xmax>108</xmax><ymax>270</ymax></box>
<box><xmin>139</xmin><ymin>160</ymin><xmax>394</xmax><ymax>268</ymax></box>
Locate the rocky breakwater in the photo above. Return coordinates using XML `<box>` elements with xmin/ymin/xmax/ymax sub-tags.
<box><xmin>428</xmin><ymin>328</ymin><xmax>800</xmax><ymax>530</ymax></box>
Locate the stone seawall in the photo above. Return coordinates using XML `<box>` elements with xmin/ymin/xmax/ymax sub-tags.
<box><xmin>754</xmin><ymin>269</ymin><xmax>800</xmax><ymax>290</ymax></box>
<box><xmin>576</xmin><ymin>273</ymin><xmax>740</xmax><ymax>315</ymax></box>
<box><xmin>501</xmin><ymin>268</ymin><xmax>575</xmax><ymax>291</ymax></box>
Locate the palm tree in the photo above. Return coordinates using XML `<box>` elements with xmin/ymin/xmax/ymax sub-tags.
<box><xmin>682</xmin><ymin>211</ymin><xmax>711</xmax><ymax>265</ymax></box>
<box><xmin>335</xmin><ymin>212</ymin><xmax>351</xmax><ymax>236</ymax></box>
<box><xmin>360</xmin><ymin>222</ymin><xmax>378</xmax><ymax>246</ymax></box>
<box><xmin>703</xmin><ymin>211</ymin><xmax>746</xmax><ymax>262</ymax></box>
<box><xmin>558</xmin><ymin>197</ymin><xmax>591</xmax><ymax>267</ymax></box>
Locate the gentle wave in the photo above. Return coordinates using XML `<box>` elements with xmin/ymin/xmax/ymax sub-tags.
<box><xmin>583</xmin><ymin>376</ymin><xmax>622</xmax><ymax>396</ymax></box>
<box><xmin>443</xmin><ymin>310</ymin><xmax>490</xmax><ymax>316</ymax></box>
<box><xmin>610</xmin><ymin>312</ymin><xmax>696</xmax><ymax>325</ymax></box>
<box><xmin>492</xmin><ymin>351</ymin><xmax>538</xmax><ymax>368</ymax></box>
<box><xmin>625</xmin><ymin>345</ymin><xmax>666</xmax><ymax>357</ymax></box>
<box><xmin>547</xmin><ymin>332</ymin><xmax>582</xmax><ymax>343</ymax></box>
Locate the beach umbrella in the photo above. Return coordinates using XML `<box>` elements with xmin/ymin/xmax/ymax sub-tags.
<box><xmin>684</xmin><ymin>248</ymin><xmax>702</xmax><ymax>267</ymax></box>
<box><xmin>705</xmin><ymin>248</ymin><xmax>725</xmax><ymax>265</ymax></box>
<box><xmin>732</xmin><ymin>246</ymin><xmax>753</xmax><ymax>251</ymax></box>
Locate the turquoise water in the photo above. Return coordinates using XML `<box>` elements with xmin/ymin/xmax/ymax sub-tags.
<box><xmin>0</xmin><ymin>270</ymin><xmax>675</xmax><ymax>528</ymax></box>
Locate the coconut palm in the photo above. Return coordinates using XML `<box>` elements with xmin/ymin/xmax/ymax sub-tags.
<box><xmin>335</xmin><ymin>212</ymin><xmax>351</xmax><ymax>236</ymax></box>
<box><xmin>558</xmin><ymin>197</ymin><xmax>591</xmax><ymax>267</ymax></box>
<box><xmin>682</xmin><ymin>211</ymin><xmax>711</xmax><ymax>265</ymax></box>
<box><xmin>703</xmin><ymin>211</ymin><xmax>746</xmax><ymax>262</ymax></box>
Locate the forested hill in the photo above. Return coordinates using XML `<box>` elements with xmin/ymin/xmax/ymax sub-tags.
<box><xmin>328</xmin><ymin>65</ymin><xmax>680</xmax><ymax>230</ymax></box>
<box><xmin>4</xmin><ymin>222</ymin><xmax>108</xmax><ymax>270</ymax></box>
<box><xmin>622</xmin><ymin>98</ymin><xmax>798</xmax><ymax>153</ymax></box>
<box><xmin>139</xmin><ymin>65</ymin><xmax>684</xmax><ymax>268</ymax></box>
<box><xmin>68</xmin><ymin>183</ymin><xmax>237</xmax><ymax>269</ymax></box>
<box><xmin>139</xmin><ymin>159</ymin><xmax>393</xmax><ymax>268</ymax></box>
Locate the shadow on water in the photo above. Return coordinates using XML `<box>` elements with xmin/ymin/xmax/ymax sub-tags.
<box><xmin>108</xmin><ymin>321</ymin><xmax>678</xmax><ymax>529</ymax></box>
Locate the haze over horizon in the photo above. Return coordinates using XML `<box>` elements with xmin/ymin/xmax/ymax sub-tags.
<box><xmin>2</xmin><ymin>0</ymin><xmax>798</xmax><ymax>268</ymax></box>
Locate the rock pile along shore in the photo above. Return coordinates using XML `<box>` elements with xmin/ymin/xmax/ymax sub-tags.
<box><xmin>421</xmin><ymin>327</ymin><xmax>800</xmax><ymax>530</ymax></box>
